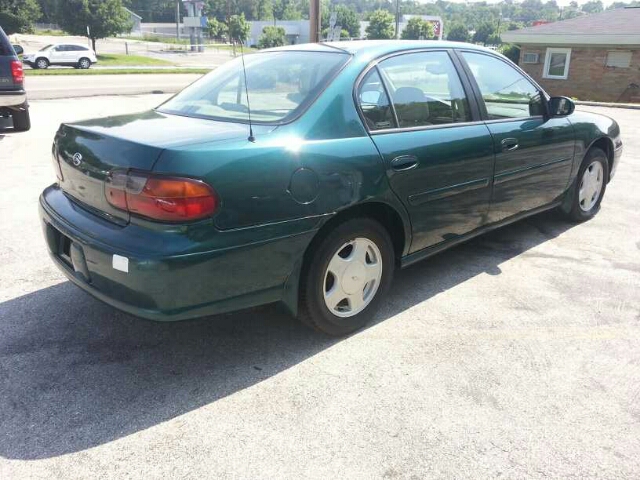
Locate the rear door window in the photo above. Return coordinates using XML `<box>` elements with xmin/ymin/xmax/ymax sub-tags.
<box><xmin>377</xmin><ymin>51</ymin><xmax>471</xmax><ymax>128</ymax></box>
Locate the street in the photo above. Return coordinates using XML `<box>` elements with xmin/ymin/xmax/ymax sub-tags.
<box><xmin>0</xmin><ymin>96</ymin><xmax>639</xmax><ymax>478</ymax></box>
<box><xmin>24</xmin><ymin>73</ymin><xmax>203</xmax><ymax>100</ymax></box>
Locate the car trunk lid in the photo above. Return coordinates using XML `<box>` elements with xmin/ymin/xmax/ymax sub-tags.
<box><xmin>54</xmin><ymin>110</ymin><xmax>255</xmax><ymax>224</ymax></box>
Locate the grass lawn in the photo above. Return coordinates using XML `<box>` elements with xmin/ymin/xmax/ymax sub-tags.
<box><xmin>25</xmin><ymin>68</ymin><xmax>211</xmax><ymax>76</ymax></box>
<box><xmin>96</xmin><ymin>54</ymin><xmax>174</xmax><ymax>66</ymax></box>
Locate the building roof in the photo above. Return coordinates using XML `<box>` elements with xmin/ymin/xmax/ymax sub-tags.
<box><xmin>502</xmin><ymin>7</ymin><xmax>640</xmax><ymax>46</ymax></box>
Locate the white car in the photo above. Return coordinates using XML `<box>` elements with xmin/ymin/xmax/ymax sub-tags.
<box><xmin>22</xmin><ymin>43</ymin><xmax>98</xmax><ymax>70</ymax></box>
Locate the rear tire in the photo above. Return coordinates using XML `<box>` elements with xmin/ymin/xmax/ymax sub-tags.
<box><xmin>299</xmin><ymin>218</ymin><xmax>395</xmax><ymax>336</ymax></box>
<box><xmin>11</xmin><ymin>104</ymin><xmax>30</xmax><ymax>132</ymax></box>
<box><xmin>562</xmin><ymin>147</ymin><xmax>608</xmax><ymax>222</ymax></box>
<box><xmin>35</xmin><ymin>57</ymin><xmax>49</xmax><ymax>69</ymax></box>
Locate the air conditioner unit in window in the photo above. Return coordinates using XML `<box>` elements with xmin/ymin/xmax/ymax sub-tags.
<box><xmin>523</xmin><ymin>53</ymin><xmax>539</xmax><ymax>64</ymax></box>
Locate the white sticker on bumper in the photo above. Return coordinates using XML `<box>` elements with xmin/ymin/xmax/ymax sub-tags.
<box><xmin>112</xmin><ymin>254</ymin><xmax>129</xmax><ymax>273</ymax></box>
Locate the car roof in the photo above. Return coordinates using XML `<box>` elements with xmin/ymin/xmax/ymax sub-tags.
<box><xmin>266</xmin><ymin>40</ymin><xmax>494</xmax><ymax>58</ymax></box>
<box><xmin>50</xmin><ymin>43</ymin><xmax>89</xmax><ymax>47</ymax></box>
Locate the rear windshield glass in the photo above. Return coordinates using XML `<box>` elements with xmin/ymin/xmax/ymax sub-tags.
<box><xmin>157</xmin><ymin>51</ymin><xmax>348</xmax><ymax>124</ymax></box>
<box><xmin>0</xmin><ymin>30</ymin><xmax>11</xmax><ymax>56</ymax></box>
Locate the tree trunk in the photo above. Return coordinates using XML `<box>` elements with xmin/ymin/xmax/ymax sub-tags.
<box><xmin>91</xmin><ymin>37</ymin><xmax>97</xmax><ymax>53</ymax></box>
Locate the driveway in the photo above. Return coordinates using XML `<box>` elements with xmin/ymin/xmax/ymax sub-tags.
<box><xmin>0</xmin><ymin>97</ymin><xmax>639</xmax><ymax>478</ymax></box>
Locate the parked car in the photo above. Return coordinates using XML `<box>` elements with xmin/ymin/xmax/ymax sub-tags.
<box><xmin>39</xmin><ymin>41</ymin><xmax>622</xmax><ymax>335</ymax></box>
<box><xmin>0</xmin><ymin>27</ymin><xmax>29</xmax><ymax>131</ymax></box>
<box><xmin>22</xmin><ymin>43</ymin><xmax>97</xmax><ymax>69</ymax></box>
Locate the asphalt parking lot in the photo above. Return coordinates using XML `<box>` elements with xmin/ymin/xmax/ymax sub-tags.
<box><xmin>0</xmin><ymin>97</ymin><xmax>639</xmax><ymax>478</ymax></box>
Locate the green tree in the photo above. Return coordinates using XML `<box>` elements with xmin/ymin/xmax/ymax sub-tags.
<box><xmin>401</xmin><ymin>17</ymin><xmax>434</xmax><ymax>40</ymax></box>
<box><xmin>321</xmin><ymin>5</ymin><xmax>360</xmax><ymax>38</ymax></box>
<box><xmin>365</xmin><ymin>9</ymin><xmax>395</xmax><ymax>40</ymax></box>
<box><xmin>582</xmin><ymin>0</ymin><xmax>604</xmax><ymax>13</ymax></box>
<box><xmin>501</xmin><ymin>44</ymin><xmax>520</xmax><ymax>65</ymax></box>
<box><xmin>258</xmin><ymin>25</ymin><xmax>286</xmax><ymax>48</ymax></box>
<box><xmin>207</xmin><ymin>17</ymin><xmax>228</xmax><ymax>40</ymax></box>
<box><xmin>472</xmin><ymin>22</ymin><xmax>494</xmax><ymax>44</ymax></box>
<box><xmin>228</xmin><ymin>13</ymin><xmax>251</xmax><ymax>43</ymax></box>
<box><xmin>256</xmin><ymin>0</ymin><xmax>274</xmax><ymax>20</ymax></box>
<box><xmin>446</xmin><ymin>22</ymin><xmax>469</xmax><ymax>42</ymax></box>
<box><xmin>57</xmin><ymin>0</ymin><xmax>131</xmax><ymax>52</ymax></box>
<box><xmin>0</xmin><ymin>0</ymin><xmax>40</xmax><ymax>33</ymax></box>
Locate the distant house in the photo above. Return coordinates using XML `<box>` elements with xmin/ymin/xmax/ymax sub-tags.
<box><xmin>246</xmin><ymin>21</ymin><xmax>310</xmax><ymax>46</ymax></box>
<box><xmin>502</xmin><ymin>7</ymin><xmax>640</xmax><ymax>103</ymax></box>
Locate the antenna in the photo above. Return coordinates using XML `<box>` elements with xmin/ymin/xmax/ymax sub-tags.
<box><xmin>239</xmin><ymin>42</ymin><xmax>255</xmax><ymax>142</ymax></box>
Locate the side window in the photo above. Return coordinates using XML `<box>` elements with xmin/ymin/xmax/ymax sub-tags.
<box><xmin>377</xmin><ymin>51</ymin><xmax>471</xmax><ymax>128</ymax></box>
<box><xmin>357</xmin><ymin>68</ymin><xmax>394</xmax><ymax>131</ymax></box>
<box><xmin>462</xmin><ymin>52</ymin><xmax>544</xmax><ymax>120</ymax></box>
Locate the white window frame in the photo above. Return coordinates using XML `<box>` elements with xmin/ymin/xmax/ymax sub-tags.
<box><xmin>522</xmin><ymin>52</ymin><xmax>539</xmax><ymax>64</ymax></box>
<box><xmin>543</xmin><ymin>47</ymin><xmax>571</xmax><ymax>80</ymax></box>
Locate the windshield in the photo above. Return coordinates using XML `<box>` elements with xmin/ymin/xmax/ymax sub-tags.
<box><xmin>39</xmin><ymin>44</ymin><xmax>53</xmax><ymax>51</ymax></box>
<box><xmin>158</xmin><ymin>51</ymin><xmax>348</xmax><ymax>124</ymax></box>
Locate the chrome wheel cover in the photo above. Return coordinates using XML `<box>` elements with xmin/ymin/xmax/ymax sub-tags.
<box><xmin>579</xmin><ymin>161</ymin><xmax>604</xmax><ymax>212</ymax></box>
<box><xmin>323</xmin><ymin>237</ymin><xmax>383</xmax><ymax>318</ymax></box>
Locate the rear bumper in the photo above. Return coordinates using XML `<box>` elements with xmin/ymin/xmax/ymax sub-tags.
<box><xmin>0</xmin><ymin>90</ymin><xmax>26</xmax><ymax>108</ymax></box>
<box><xmin>39</xmin><ymin>184</ymin><xmax>319</xmax><ymax>321</ymax></box>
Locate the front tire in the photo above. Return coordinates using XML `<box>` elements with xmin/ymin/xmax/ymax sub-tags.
<box><xmin>563</xmin><ymin>147</ymin><xmax>608</xmax><ymax>222</ymax></box>
<box><xmin>299</xmin><ymin>218</ymin><xmax>395</xmax><ymax>336</ymax></box>
<box><xmin>35</xmin><ymin>57</ymin><xmax>49</xmax><ymax>69</ymax></box>
<box><xmin>78</xmin><ymin>57</ymin><xmax>91</xmax><ymax>69</ymax></box>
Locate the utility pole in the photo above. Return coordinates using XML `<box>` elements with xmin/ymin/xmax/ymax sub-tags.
<box><xmin>395</xmin><ymin>0</ymin><xmax>400</xmax><ymax>39</ymax></box>
<box><xmin>176</xmin><ymin>0</ymin><xmax>181</xmax><ymax>40</ymax></box>
<box><xmin>309</xmin><ymin>0</ymin><xmax>320</xmax><ymax>42</ymax></box>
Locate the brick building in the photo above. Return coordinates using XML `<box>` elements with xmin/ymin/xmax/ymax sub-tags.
<box><xmin>502</xmin><ymin>7</ymin><xmax>640</xmax><ymax>103</ymax></box>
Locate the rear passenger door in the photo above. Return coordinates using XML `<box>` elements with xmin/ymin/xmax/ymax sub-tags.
<box><xmin>358</xmin><ymin>50</ymin><xmax>495</xmax><ymax>253</ymax></box>
<box><xmin>458</xmin><ymin>51</ymin><xmax>575</xmax><ymax>223</ymax></box>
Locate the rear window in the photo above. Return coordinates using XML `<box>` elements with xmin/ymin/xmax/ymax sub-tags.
<box><xmin>158</xmin><ymin>51</ymin><xmax>348</xmax><ymax>124</ymax></box>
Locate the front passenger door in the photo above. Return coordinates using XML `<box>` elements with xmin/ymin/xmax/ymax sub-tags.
<box><xmin>459</xmin><ymin>51</ymin><xmax>575</xmax><ymax>223</ymax></box>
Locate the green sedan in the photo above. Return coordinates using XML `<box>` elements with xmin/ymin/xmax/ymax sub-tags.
<box><xmin>39</xmin><ymin>41</ymin><xmax>623</xmax><ymax>336</ymax></box>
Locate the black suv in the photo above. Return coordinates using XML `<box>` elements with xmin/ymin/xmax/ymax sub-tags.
<box><xmin>0</xmin><ymin>26</ymin><xmax>30</xmax><ymax>131</ymax></box>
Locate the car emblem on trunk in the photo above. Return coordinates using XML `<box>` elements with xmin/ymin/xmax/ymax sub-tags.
<box><xmin>72</xmin><ymin>153</ymin><xmax>83</xmax><ymax>166</ymax></box>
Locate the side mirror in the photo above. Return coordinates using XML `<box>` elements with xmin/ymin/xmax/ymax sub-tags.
<box><xmin>549</xmin><ymin>96</ymin><xmax>575</xmax><ymax>117</ymax></box>
<box><xmin>12</xmin><ymin>45</ymin><xmax>24</xmax><ymax>55</ymax></box>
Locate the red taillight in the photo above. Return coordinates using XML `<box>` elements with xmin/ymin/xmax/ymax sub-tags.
<box><xmin>105</xmin><ymin>172</ymin><xmax>218</xmax><ymax>222</ymax></box>
<box><xmin>11</xmin><ymin>61</ymin><xmax>24</xmax><ymax>84</ymax></box>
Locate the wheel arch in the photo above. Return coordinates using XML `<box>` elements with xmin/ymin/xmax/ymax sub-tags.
<box><xmin>587</xmin><ymin>136</ymin><xmax>614</xmax><ymax>182</ymax></box>
<box><xmin>281</xmin><ymin>200</ymin><xmax>411</xmax><ymax>317</ymax></box>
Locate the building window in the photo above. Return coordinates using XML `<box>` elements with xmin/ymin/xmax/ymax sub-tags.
<box><xmin>543</xmin><ymin>48</ymin><xmax>571</xmax><ymax>80</ymax></box>
<box><xmin>522</xmin><ymin>52</ymin><xmax>539</xmax><ymax>64</ymax></box>
<box><xmin>606</xmin><ymin>51</ymin><xmax>632</xmax><ymax>68</ymax></box>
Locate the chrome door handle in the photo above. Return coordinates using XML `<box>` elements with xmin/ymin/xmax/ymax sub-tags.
<box><xmin>390</xmin><ymin>155</ymin><xmax>419</xmax><ymax>171</ymax></box>
<box><xmin>501</xmin><ymin>138</ymin><xmax>519</xmax><ymax>152</ymax></box>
